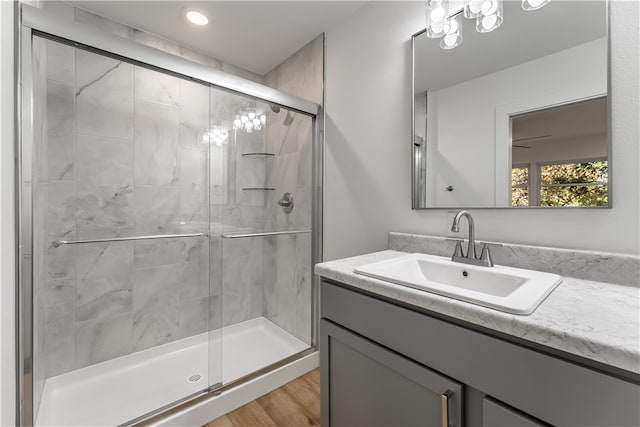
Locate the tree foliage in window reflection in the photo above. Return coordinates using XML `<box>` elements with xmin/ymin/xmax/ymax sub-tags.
<box><xmin>511</xmin><ymin>167</ymin><xmax>529</xmax><ymax>207</ymax></box>
<box><xmin>540</xmin><ymin>161</ymin><xmax>608</xmax><ymax>207</ymax></box>
<box><xmin>511</xmin><ymin>161</ymin><xmax>608</xmax><ymax>207</ymax></box>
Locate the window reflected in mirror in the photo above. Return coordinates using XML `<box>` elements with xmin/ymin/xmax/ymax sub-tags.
<box><xmin>510</xmin><ymin>97</ymin><xmax>608</xmax><ymax>207</ymax></box>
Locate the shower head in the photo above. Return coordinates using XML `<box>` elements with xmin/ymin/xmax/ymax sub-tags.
<box><xmin>283</xmin><ymin>111</ymin><xmax>294</xmax><ymax>126</ymax></box>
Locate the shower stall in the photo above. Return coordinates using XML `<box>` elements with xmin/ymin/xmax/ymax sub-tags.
<box><xmin>17</xmin><ymin>5</ymin><xmax>321</xmax><ymax>426</ymax></box>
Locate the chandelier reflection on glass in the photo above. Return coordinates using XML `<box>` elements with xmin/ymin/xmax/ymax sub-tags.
<box><xmin>233</xmin><ymin>110</ymin><xmax>267</xmax><ymax>134</ymax></box>
<box><xmin>425</xmin><ymin>0</ymin><xmax>550</xmax><ymax>50</ymax></box>
<box><xmin>202</xmin><ymin>127</ymin><xmax>228</xmax><ymax>146</ymax></box>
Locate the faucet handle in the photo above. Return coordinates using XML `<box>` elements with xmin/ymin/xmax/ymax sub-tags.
<box><xmin>479</xmin><ymin>243</ymin><xmax>494</xmax><ymax>267</ymax></box>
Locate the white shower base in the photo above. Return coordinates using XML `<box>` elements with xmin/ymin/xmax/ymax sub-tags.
<box><xmin>36</xmin><ymin>317</ymin><xmax>310</xmax><ymax>427</ymax></box>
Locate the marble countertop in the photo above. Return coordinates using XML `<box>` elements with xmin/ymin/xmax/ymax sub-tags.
<box><xmin>315</xmin><ymin>250</ymin><xmax>640</xmax><ymax>375</ymax></box>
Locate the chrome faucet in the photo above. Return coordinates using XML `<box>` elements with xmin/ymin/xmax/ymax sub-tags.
<box><xmin>450</xmin><ymin>210</ymin><xmax>494</xmax><ymax>267</ymax></box>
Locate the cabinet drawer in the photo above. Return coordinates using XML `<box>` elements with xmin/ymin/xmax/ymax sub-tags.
<box><xmin>321</xmin><ymin>280</ymin><xmax>640</xmax><ymax>426</ymax></box>
<box><xmin>321</xmin><ymin>319</ymin><xmax>463</xmax><ymax>427</ymax></box>
<box><xmin>483</xmin><ymin>397</ymin><xmax>548</xmax><ymax>427</ymax></box>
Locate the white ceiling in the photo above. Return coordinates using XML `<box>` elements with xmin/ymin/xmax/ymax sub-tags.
<box><xmin>415</xmin><ymin>0</ymin><xmax>607</xmax><ymax>92</ymax></box>
<box><xmin>512</xmin><ymin>96</ymin><xmax>607</xmax><ymax>147</ymax></box>
<box><xmin>69</xmin><ymin>1</ymin><xmax>366</xmax><ymax>75</ymax></box>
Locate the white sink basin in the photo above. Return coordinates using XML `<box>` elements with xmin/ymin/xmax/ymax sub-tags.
<box><xmin>354</xmin><ymin>253</ymin><xmax>561</xmax><ymax>315</ymax></box>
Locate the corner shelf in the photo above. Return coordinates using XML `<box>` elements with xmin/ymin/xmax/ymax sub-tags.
<box><xmin>242</xmin><ymin>152</ymin><xmax>275</xmax><ymax>158</ymax></box>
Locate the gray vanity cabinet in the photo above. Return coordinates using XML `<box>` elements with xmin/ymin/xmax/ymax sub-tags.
<box><xmin>321</xmin><ymin>319</ymin><xmax>463</xmax><ymax>427</ymax></box>
<box><xmin>320</xmin><ymin>280</ymin><xmax>640</xmax><ymax>427</ymax></box>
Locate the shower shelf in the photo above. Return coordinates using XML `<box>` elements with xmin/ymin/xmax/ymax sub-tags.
<box><xmin>242</xmin><ymin>152</ymin><xmax>275</xmax><ymax>157</ymax></box>
<box><xmin>242</xmin><ymin>187</ymin><xmax>276</xmax><ymax>191</ymax></box>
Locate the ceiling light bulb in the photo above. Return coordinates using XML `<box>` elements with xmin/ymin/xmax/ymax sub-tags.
<box><xmin>248</xmin><ymin>112</ymin><xmax>256</xmax><ymax>120</ymax></box>
<box><xmin>522</xmin><ymin>0</ymin><xmax>550</xmax><ymax>10</ymax></box>
<box><xmin>481</xmin><ymin>0</ymin><xmax>496</xmax><ymax>15</ymax></box>
<box><xmin>464</xmin><ymin>0</ymin><xmax>483</xmax><ymax>18</ymax></box>
<box><xmin>440</xmin><ymin>15</ymin><xmax>462</xmax><ymax>50</ymax></box>
<box><xmin>482</xmin><ymin>14</ymin><xmax>497</xmax><ymax>29</ymax></box>
<box><xmin>241</xmin><ymin>115</ymin><xmax>248</xmax><ymax>123</ymax></box>
<box><xmin>476</xmin><ymin>12</ymin><xmax>503</xmax><ymax>32</ymax></box>
<box><xmin>431</xmin><ymin>6</ymin><xmax>446</xmax><ymax>22</ymax></box>
<box><xmin>476</xmin><ymin>0</ymin><xmax>503</xmax><ymax>32</ymax></box>
<box><xmin>425</xmin><ymin>0</ymin><xmax>449</xmax><ymax>38</ymax></box>
<box><xmin>440</xmin><ymin>32</ymin><xmax>462</xmax><ymax>50</ymax></box>
<box><xmin>185</xmin><ymin>10</ymin><xmax>209</xmax><ymax>26</ymax></box>
<box><xmin>446</xmin><ymin>19</ymin><xmax>458</xmax><ymax>34</ymax></box>
<box><xmin>431</xmin><ymin>21</ymin><xmax>445</xmax><ymax>34</ymax></box>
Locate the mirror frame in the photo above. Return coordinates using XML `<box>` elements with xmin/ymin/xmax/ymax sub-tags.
<box><xmin>410</xmin><ymin>0</ymin><xmax>612</xmax><ymax>210</ymax></box>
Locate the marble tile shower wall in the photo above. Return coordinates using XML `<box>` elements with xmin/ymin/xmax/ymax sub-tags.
<box><xmin>43</xmin><ymin>39</ymin><xmax>214</xmax><ymax>377</ymax></box>
<box><xmin>260</xmin><ymin>35</ymin><xmax>324</xmax><ymax>344</ymax></box>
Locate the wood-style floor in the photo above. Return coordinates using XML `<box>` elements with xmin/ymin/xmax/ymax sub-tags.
<box><xmin>204</xmin><ymin>369</ymin><xmax>320</xmax><ymax>427</ymax></box>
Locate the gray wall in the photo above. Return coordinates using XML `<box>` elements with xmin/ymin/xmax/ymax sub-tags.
<box><xmin>324</xmin><ymin>1</ymin><xmax>639</xmax><ymax>259</ymax></box>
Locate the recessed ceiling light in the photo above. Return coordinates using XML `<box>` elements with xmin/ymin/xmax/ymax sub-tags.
<box><xmin>184</xmin><ymin>8</ymin><xmax>209</xmax><ymax>26</ymax></box>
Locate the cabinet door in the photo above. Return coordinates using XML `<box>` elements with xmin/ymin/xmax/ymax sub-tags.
<box><xmin>321</xmin><ymin>319</ymin><xmax>463</xmax><ymax>427</ymax></box>
<box><xmin>483</xmin><ymin>397</ymin><xmax>549</xmax><ymax>427</ymax></box>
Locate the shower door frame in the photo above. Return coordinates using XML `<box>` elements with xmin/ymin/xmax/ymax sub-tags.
<box><xmin>17</xmin><ymin>5</ymin><xmax>323</xmax><ymax>426</ymax></box>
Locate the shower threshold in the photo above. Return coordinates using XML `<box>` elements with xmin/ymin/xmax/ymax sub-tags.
<box><xmin>36</xmin><ymin>317</ymin><xmax>309</xmax><ymax>427</ymax></box>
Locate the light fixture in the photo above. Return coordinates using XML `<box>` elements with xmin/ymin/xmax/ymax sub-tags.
<box><xmin>183</xmin><ymin>8</ymin><xmax>209</xmax><ymax>26</ymax></box>
<box><xmin>440</xmin><ymin>14</ymin><xmax>462</xmax><ymax>50</ymax></box>
<box><xmin>426</xmin><ymin>0</ymin><xmax>550</xmax><ymax>50</ymax></box>
<box><xmin>425</xmin><ymin>0</ymin><xmax>450</xmax><ymax>38</ymax></box>
<box><xmin>475</xmin><ymin>0</ymin><xmax>503</xmax><ymax>33</ymax></box>
<box><xmin>522</xmin><ymin>0</ymin><xmax>550</xmax><ymax>11</ymax></box>
<box><xmin>464</xmin><ymin>0</ymin><xmax>483</xmax><ymax>18</ymax></box>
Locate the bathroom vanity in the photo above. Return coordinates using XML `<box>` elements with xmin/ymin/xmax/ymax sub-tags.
<box><xmin>316</xmin><ymin>249</ymin><xmax>640</xmax><ymax>427</ymax></box>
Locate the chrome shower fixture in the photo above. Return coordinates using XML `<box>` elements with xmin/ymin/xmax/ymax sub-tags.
<box><xmin>283</xmin><ymin>111</ymin><xmax>294</xmax><ymax>126</ymax></box>
<box><xmin>278</xmin><ymin>192</ymin><xmax>294</xmax><ymax>214</ymax></box>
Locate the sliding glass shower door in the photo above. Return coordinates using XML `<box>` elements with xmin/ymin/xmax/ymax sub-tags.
<box><xmin>25</xmin><ymin>22</ymin><xmax>316</xmax><ymax>426</ymax></box>
<box><xmin>210</xmin><ymin>92</ymin><xmax>314</xmax><ymax>386</ymax></box>
<box><xmin>30</xmin><ymin>35</ymin><xmax>221</xmax><ymax>426</ymax></box>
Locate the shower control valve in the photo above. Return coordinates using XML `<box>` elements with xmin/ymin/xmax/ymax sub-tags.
<box><xmin>278</xmin><ymin>192</ymin><xmax>294</xmax><ymax>214</ymax></box>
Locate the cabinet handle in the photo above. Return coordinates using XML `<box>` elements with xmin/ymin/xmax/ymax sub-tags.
<box><xmin>441</xmin><ymin>389</ymin><xmax>453</xmax><ymax>427</ymax></box>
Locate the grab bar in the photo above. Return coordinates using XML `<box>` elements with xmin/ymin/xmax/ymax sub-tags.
<box><xmin>52</xmin><ymin>233</ymin><xmax>207</xmax><ymax>248</ymax></box>
<box><xmin>221</xmin><ymin>229</ymin><xmax>311</xmax><ymax>239</ymax></box>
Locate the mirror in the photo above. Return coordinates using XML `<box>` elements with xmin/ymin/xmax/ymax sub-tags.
<box><xmin>412</xmin><ymin>0</ymin><xmax>608</xmax><ymax>209</ymax></box>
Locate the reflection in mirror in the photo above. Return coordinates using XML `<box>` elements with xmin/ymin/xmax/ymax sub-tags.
<box><xmin>510</xmin><ymin>98</ymin><xmax>608</xmax><ymax>207</ymax></box>
<box><xmin>412</xmin><ymin>0</ymin><xmax>608</xmax><ymax>209</ymax></box>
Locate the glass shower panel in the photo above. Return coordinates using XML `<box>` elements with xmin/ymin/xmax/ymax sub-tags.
<box><xmin>32</xmin><ymin>35</ymin><xmax>220</xmax><ymax>426</ymax></box>
<box><xmin>213</xmin><ymin>92</ymin><xmax>314</xmax><ymax>385</ymax></box>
